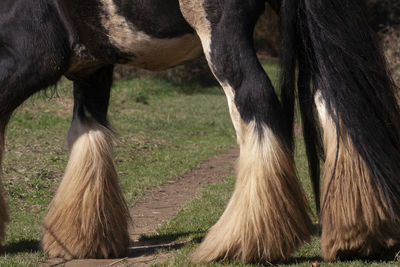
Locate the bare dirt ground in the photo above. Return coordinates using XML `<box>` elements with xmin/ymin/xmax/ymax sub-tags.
<box><xmin>45</xmin><ymin>147</ymin><xmax>238</xmax><ymax>267</ymax></box>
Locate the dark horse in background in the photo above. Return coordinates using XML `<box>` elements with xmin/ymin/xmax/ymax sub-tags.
<box><xmin>0</xmin><ymin>0</ymin><xmax>399</xmax><ymax>264</ymax></box>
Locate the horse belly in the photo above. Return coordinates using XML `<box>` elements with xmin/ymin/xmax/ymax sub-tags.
<box><xmin>122</xmin><ymin>33</ymin><xmax>202</xmax><ymax>71</ymax></box>
<box><xmin>100</xmin><ymin>0</ymin><xmax>203</xmax><ymax>71</ymax></box>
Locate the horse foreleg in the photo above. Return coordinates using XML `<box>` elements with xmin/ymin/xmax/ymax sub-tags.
<box><xmin>180</xmin><ymin>0</ymin><xmax>312</xmax><ymax>263</ymax></box>
<box><xmin>0</xmin><ymin>0</ymin><xmax>70</xmax><ymax>246</ymax></box>
<box><xmin>42</xmin><ymin>65</ymin><xmax>129</xmax><ymax>259</ymax></box>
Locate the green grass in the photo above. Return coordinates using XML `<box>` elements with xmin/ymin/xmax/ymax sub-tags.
<box><xmin>1</xmin><ymin>77</ymin><xmax>236</xmax><ymax>265</ymax></box>
<box><xmin>109</xmin><ymin>79</ymin><xmax>236</xmax><ymax>204</ymax></box>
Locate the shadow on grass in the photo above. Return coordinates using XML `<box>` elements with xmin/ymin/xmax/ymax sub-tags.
<box><xmin>288</xmin><ymin>245</ymin><xmax>400</xmax><ymax>266</ymax></box>
<box><xmin>333</xmin><ymin>246</ymin><xmax>400</xmax><ymax>263</ymax></box>
<box><xmin>286</xmin><ymin>256</ymin><xmax>323</xmax><ymax>265</ymax></box>
<box><xmin>128</xmin><ymin>231</ymin><xmax>204</xmax><ymax>257</ymax></box>
<box><xmin>139</xmin><ymin>231</ymin><xmax>204</xmax><ymax>242</ymax></box>
<box><xmin>1</xmin><ymin>239</ymin><xmax>40</xmax><ymax>254</ymax></box>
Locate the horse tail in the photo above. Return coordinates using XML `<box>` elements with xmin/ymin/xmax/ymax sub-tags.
<box><xmin>282</xmin><ymin>0</ymin><xmax>400</xmax><ymax>260</ymax></box>
<box><xmin>280</xmin><ymin>0</ymin><xmax>322</xmax><ymax>214</ymax></box>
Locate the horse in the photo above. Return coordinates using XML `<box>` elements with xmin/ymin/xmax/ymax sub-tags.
<box><xmin>0</xmin><ymin>0</ymin><xmax>399</xmax><ymax>264</ymax></box>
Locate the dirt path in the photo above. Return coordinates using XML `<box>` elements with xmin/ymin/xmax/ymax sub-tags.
<box><xmin>45</xmin><ymin>147</ymin><xmax>238</xmax><ymax>267</ymax></box>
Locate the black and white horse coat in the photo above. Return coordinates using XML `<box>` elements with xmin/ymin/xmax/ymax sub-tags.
<box><xmin>0</xmin><ymin>0</ymin><xmax>399</xmax><ymax>263</ymax></box>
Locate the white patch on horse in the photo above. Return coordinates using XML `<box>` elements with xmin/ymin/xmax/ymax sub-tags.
<box><xmin>179</xmin><ymin>0</ymin><xmax>212</xmax><ymax>62</ymax></box>
<box><xmin>220</xmin><ymin>84</ymin><xmax>244</xmax><ymax>144</ymax></box>
<box><xmin>66</xmin><ymin>44</ymin><xmax>103</xmax><ymax>79</ymax></box>
<box><xmin>100</xmin><ymin>0</ymin><xmax>202</xmax><ymax>71</ymax></box>
<box><xmin>178</xmin><ymin>3</ymin><xmax>243</xmax><ymax>143</ymax></box>
<box><xmin>314</xmin><ymin>90</ymin><xmax>328</xmax><ymax>124</ymax></box>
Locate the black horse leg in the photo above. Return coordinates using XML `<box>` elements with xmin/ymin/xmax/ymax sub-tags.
<box><xmin>180</xmin><ymin>0</ymin><xmax>312</xmax><ymax>263</ymax></box>
<box><xmin>42</xmin><ymin>65</ymin><xmax>129</xmax><ymax>259</ymax></box>
<box><xmin>0</xmin><ymin>0</ymin><xmax>70</xmax><ymax>247</ymax></box>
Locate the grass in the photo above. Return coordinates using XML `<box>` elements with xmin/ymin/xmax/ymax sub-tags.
<box><xmin>1</xmin><ymin>77</ymin><xmax>236</xmax><ymax>265</ymax></box>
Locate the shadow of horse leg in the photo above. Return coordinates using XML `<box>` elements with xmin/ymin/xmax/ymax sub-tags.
<box><xmin>42</xmin><ymin>65</ymin><xmax>130</xmax><ymax>259</ymax></box>
<box><xmin>179</xmin><ymin>0</ymin><xmax>312</xmax><ymax>264</ymax></box>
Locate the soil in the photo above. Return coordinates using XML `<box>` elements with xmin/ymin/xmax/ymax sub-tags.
<box><xmin>44</xmin><ymin>147</ymin><xmax>238</xmax><ymax>267</ymax></box>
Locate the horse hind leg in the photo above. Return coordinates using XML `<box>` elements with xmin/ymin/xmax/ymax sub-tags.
<box><xmin>315</xmin><ymin>90</ymin><xmax>400</xmax><ymax>261</ymax></box>
<box><xmin>180</xmin><ymin>0</ymin><xmax>312</xmax><ymax>263</ymax></box>
<box><xmin>42</xmin><ymin>65</ymin><xmax>129</xmax><ymax>259</ymax></box>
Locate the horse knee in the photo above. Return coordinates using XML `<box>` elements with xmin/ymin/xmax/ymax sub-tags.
<box><xmin>182</xmin><ymin>0</ymin><xmax>289</xmax><ymax>143</ymax></box>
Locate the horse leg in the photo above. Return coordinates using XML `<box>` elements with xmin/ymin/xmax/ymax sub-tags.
<box><xmin>42</xmin><ymin>65</ymin><xmax>129</xmax><ymax>259</ymax></box>
<box><xmin>0</xmin><ymin>61</ymin><xmax>66</xmax><ymax>247</ymax></box>
<box><xmin>315</xmin><ymin>89</ymin><xmax>400</xmax><ymax>261</ymax></box>
<box><xmin>0</xmin><ymin>0</ymin><xmax>71</xmax><ymax>245</ymax></box>
<box><xmin>294</xmin><ymin>0</ymin><xmax>400</xmax><ymax>260</ymax></box>
<box><xmin>179</xmin><ymin>0</ymin><xmax>312</xmax><ymax>263</ymax></box>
